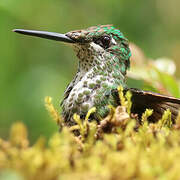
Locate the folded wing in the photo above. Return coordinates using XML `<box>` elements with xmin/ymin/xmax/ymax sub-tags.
<box><xmin>124</xmin><ymin>88</ymin><xmax>180</xmax><ymax>123</ymax></box>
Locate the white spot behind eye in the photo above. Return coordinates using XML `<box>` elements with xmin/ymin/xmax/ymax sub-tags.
<box><xmin>111</xmin><ymin>38</ymin><xmax>117</xmax><ymax>45</ymax></box>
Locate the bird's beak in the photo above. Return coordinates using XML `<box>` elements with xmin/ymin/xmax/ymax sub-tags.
<box><xmin>13</xmin><ymin>29</ymin><xmax>75</xmax><ymax>43</ymax></box>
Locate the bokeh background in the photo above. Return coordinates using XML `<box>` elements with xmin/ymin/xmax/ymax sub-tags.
<box><xmin>1</xmin><ymin>0</ymin><xmax>180</xmax><ymax>143</ymax></box>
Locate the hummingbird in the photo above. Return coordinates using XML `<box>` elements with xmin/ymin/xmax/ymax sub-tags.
<box><xmin>13</xmin><ymin>25</ymin><xmax>180</xmax><ymax>127</ymax></box>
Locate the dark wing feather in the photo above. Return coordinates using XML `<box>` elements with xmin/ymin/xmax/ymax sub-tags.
<box><xmin>60</xmin><ymin>83</ymin><xmax>73</xmax><ymax>106</ymax></box>
<box><xmin>124</xmin><ymin>88</ymin><xmax>180</xmax><ymax>123</ymax></box>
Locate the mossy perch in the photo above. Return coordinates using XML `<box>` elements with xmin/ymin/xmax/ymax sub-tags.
<box><xmin>0</xmin><ymin>88</ymin><xmax>180</xmax><ymax>180</ymax></box>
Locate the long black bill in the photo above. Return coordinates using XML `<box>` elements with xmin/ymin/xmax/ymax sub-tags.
<box><xmin>13</xmin><ymin>29</ymin><xmax>74</xmax><ymax>43</ymax></box>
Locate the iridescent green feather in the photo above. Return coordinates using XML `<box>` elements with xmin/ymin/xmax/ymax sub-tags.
<box><xmin>86</xmin><ymin>25</ymin><xmax>131</xmax><ymax>74</ymax></box>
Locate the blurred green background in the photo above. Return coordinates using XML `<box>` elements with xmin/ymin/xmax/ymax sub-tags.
<box><xmin>1</xmin><ymin>0</ymin><xmax>180</xmax><ymax>143</ymax></box>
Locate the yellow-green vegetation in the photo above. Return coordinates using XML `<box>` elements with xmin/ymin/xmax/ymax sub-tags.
<box><xmin>0</xmin><ymin>88</ymin><xmax>180</xmax><ymax>180</ymax></box>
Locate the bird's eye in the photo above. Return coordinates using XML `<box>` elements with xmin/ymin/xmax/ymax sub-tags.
<box><xmin>94</xmin><ymin>35</ymin><xmax>111</xmax><ymax>49</ymax></box>
<box><xmin>101</xmin><ymin>35</ymin><xmax>111</xmax><ymax>48</ymax></box>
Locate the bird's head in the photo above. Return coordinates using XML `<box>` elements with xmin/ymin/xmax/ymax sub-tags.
<box><xmin>14</xmin><ymin>25</ymin><xmax>131</xmax><ymax>75</ymax></box>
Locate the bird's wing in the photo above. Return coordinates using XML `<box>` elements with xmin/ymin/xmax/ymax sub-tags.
<box><xmin>124</xmin><ymin>88</ymin><xmax>180</xmax><ymax>123</ymax></box>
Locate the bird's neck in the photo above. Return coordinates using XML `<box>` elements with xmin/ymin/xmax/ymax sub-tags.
<box><xmin>61</xmin><ymin>45</ymin><xmax>127</xmax><ymax>123</ymax></box>
<box><xmin>73</xmin><ymin>42</ymin><xmax>127</xmax><ymax>80</ymax></box>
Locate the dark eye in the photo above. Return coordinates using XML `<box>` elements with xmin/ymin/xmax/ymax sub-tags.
<box><xmin>94</xmin><ymin>35</ymin><xmax>111</xmax><ymax>49</ymax></box>
<box><xmin>101</xmin><ymin>36</ymin><xmax>111</xmax><ymax>48</ymax></box>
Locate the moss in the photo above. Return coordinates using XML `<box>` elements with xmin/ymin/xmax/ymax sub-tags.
<box><xmin>0</xmin><ymin>87</ymin><xmax>180</xmax><ymax>180</ymax></box>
